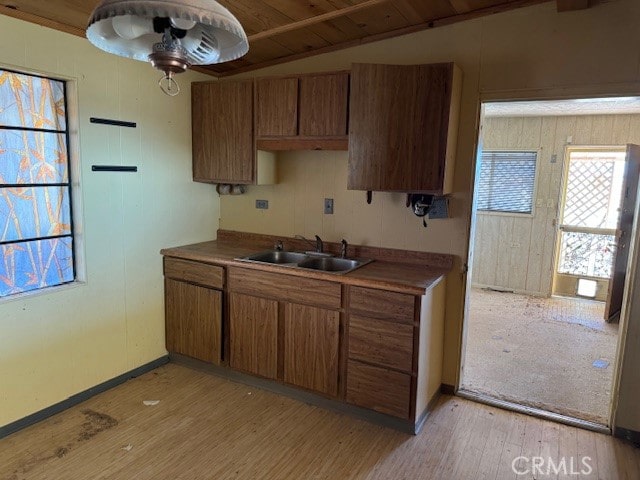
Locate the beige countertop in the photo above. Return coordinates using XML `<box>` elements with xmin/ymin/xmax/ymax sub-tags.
<box><xmin>161</xmin><ymin>238</ymin><xmax>450</xmax><ymax>296</ymax></box>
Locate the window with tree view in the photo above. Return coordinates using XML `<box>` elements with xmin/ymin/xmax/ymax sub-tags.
<box><xmin>0</xmin><ymin>69</ymin><xmax>75</xmax><ymax>298</ymax></box>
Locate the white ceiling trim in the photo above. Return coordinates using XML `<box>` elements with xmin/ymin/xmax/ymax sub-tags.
<box><xmin>484</xmin><ymin>97</ymin><xmax>640</xmax><ymax>117</ymax></box>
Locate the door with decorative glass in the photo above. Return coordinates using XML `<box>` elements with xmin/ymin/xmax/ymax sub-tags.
<box><xmin>553</xmin><ymin>146</ymin><xmax>639</xmax><ymax>321</ymax></box>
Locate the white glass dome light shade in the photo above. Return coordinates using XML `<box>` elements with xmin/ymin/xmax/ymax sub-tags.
<box><xmin>86</xmin><ymin>0</ymin><xmax>249</xmax><ymax>65</ymax></box>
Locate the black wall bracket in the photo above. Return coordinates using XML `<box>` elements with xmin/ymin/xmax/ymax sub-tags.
<box><xmin>90</xmin><ymin>117</ymin><xmax>137</xmax><ymax>128</ymax></box>
<box><xmin>92</xmin><ymin>165</ymin><xmax>138</xmax><ymax>173</ymax></box>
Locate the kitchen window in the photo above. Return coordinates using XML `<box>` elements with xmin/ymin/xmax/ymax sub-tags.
<box><xmin>0</xmin><ymin>68</ymin><xmax>75</xmax><ymax>298</ymax></box>
<box><xmin>476</xmin><ymin>150</ymin><xmax>538</xmax><ymax>215</ymax></box>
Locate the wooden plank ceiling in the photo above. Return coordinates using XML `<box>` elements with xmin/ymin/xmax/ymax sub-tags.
<box><xmin>0</xmin><ymin>0</ymin><xmax>558</xmax><ymax>77</ymax></box>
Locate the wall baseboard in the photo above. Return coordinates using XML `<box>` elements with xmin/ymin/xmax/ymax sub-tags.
<box><xmin>613</xmin><ymin>426</ymin><xmax>640</xmax><ymax>446</ymax></box>
<box><xmin>0</xmin><ymin>356</ymin><xmax>169</xmax><ymax>440</ymax></box>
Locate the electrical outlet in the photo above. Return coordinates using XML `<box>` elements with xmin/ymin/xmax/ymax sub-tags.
<box><xmin>428</xmin><ymin>197</ymin><xmax>449</xmax><ymax>219</ymax></box>
<box><xmin>256</xmin><ymin>199</ymin><xmax>269</xmax><ymax>209</ymax></box>
<box><xmin>324</xmin><ymin>198</ymin><xmax>334</xmax><ymax>215</ymax></box>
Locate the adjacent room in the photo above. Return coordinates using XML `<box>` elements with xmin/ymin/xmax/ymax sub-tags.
<box><xmin>461</xmin><ymin>98</ymin><xmax>640</xmax><ymax>426</ymax></box>
<box><xmin>1</xmin><ymin>0</ymin><xmax>640</xmax><ymax>479</ymax></box>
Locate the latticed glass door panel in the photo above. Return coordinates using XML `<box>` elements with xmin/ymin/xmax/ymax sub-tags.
<box><xmin>562</xmin><ymin>151</ymin><xmax>625</xmax><ymax>230</ymax></box>
<box><xmin>557</xmin><ymin>151</ymin><xmax>626</xmax><ymax>278</ymax></box>
<box><xmin>557</xmin><ymin>232</ymin><xmax>616</xmax><ymax>278</ymax></box>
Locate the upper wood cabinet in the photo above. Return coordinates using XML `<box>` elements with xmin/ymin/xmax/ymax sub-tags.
<box><xmin>347</xmin><ymin>63</ymin><xmax>462</xmax><ymax>194</ymax></box>
<box><xmin>255</xmin><ymin>72</ymin><xmax>350</xmax><ymax>151</ymax></box>
<box><xmin>255</xmin><ymin>77</ymin><xmax>299</xmax><ymax>137</ymax></box>
<box><xmin>298</xmin><ymin>72</ymin><xmax>349</xmax><ymax>137</ymax></box>
<box><xmin>192</xmin><ymin>80</ymin><xmax>254</xmax><ymax>184</ymax></box>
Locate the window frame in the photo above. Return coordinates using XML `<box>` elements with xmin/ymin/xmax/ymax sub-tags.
<box><xmin>475</xmin><ymin>148</ymin><xmax>541</xmax><ymax>218</ymax></box>
<box><xmin>0</xmin><ymin>66</ymin><xmax>83</xmax><ymax>301</ymax></box>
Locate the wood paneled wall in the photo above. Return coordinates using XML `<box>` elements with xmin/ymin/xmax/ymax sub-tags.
<box><xmin>472</xmin><ymin>113</ymin><xmax>640</xmax><ymax>296</ymax></box>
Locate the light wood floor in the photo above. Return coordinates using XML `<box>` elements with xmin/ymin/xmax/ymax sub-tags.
<box><xmin>1</xmin><ymin>364</ymin><xmax>638</xmax><ymax>480</ymax></box>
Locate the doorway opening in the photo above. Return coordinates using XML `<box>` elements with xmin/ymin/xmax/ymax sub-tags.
<box><xmin>460</xmin><ymin>97</ymin><xmax>640</xmax><ymax>426</ymax></box>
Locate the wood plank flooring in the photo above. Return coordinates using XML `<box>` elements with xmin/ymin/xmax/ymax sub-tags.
<box><xmin>1</xmin><ymin>364</ymin><xmax>638</xmax><ymax>480</ymax></box>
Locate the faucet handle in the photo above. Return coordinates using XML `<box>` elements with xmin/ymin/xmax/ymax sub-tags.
<box><xmin>274</xmin><ymin>240</ymin><xmax>284</xmax><ymax>251</ymax></box>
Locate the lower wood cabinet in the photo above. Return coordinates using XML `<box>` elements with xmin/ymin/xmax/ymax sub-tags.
<box><xmin>165</xmin><ymin>278</ymin><xmax>222</xmax><ymax>364</ymax></box>
<box><xmin>164</xmin><ymin>260</ymin><xmax>446</xmax><ymax>433</ymax></box>
<box><xmin>283</xmin><ymin>303</ymin><xmax>340</xmax><ymax>397</ymax></box>
<box><xmin>229</xmin><ymin>292</ymin><xmax>278</xmax><ymax>379</ymax></box>
<box><xmin>346</xmin><ymin>286</ymin><xmax>417</xmax><ymax>419</ymax></box>
<box><xmin>227</xmin><ymin>267</ymin><xmax>341</xmax><ymax>397</ymax></box>
<box><xmin>346</xmin><ymin>360</ymin><xmax>412</xmax><ymax>419</ymax></box>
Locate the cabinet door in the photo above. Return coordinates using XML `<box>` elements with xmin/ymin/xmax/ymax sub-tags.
<box><xmin>192</xmin><ymin>81</ymin><xmax>254</xmax><ymax>184</ymax></box>
<box><xmin>298</xmin><ymin>73</ymin><xmax>349</xmax><ymax>137</ymax></box>
<box><xmin>165</xmin><ymin>278</ymin><xmax>222</xmax><ymax>364</ymax></box>
<box><xmin>348</xmin><ymin>63</ymin><xmax>458</xmax><ymax>193</ymax></box>
<box><xmin>229</xmin><ymin>293</ymin><xmax>278</xmax><ymax>379</ymax></box>
<box><xmin>283</xmin><ymin>303</ymin><xmax>340</xmax><ymax>397</ymax></box>
<box><xmin>256</xmin><ymin>77</ymin><xmax>298</xmax><ymax>137</ymax></box>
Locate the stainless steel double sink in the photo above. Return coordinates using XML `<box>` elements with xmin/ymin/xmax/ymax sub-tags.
<box><xmin>237</xmin><ymin>250</ymin><xmax>373</xmax><ymax>274</ymax></box>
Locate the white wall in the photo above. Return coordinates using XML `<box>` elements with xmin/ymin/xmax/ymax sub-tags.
<box><xmin>472</xmin><ymin>114</ymin><xmax>640</xmax><ymax>296</ymax></box>
<box><xmin>221</xmin><ymin>0</ymin><xmax>640</xmax><ymax>431</ymax></box>
<box><xmin>0</xmin><ymin>16</ymin><xmax>218</xmax><ymax>427</ymax></box>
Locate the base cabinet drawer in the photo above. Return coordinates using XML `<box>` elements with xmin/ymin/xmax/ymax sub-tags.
<box><xmin>346</xmin><ymin>360</ymin><xmax>411</xmax><ymax>419</ymax></box>
<box><xmin>349</xmin><ymin>316</ymin><xmax>414</xmax><ymax>372</ymax></box>
<box><xmin>164</xmin><ymin>257</ymin><xmax>224</xmax><ymax>289</ymax></box>
<box><xmin>228</xmin><ymin>267</ymin><xmax>341</xmax><ymax>309</ymax></box>
<box><xmin>349</xmin><ymin>286</ymin><xmax>415</xmax><ymax>322</ymax></box>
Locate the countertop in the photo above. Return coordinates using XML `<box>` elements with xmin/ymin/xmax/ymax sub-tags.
<box><xmin>161</xmin><ymin>239</ymin><xmax>450</xmax><ymax>296</ymax></box>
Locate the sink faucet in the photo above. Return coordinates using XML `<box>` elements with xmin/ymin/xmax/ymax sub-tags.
<box><xmin>294</xmin><ymin>234</ymin><xmax>324</xmax><ymax>254</ymax></box>
<box><xmin>340</xmin><ymin>239</ymin><xmax>348</xmax><ymax>258</ymax></box>
<box><xmin>274</xmin><ymin>240</ymin><xmax>284</xmax><ymax>251</ymax></box>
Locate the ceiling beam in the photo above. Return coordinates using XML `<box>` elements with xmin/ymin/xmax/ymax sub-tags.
<box><xmin>0</xmin><ymin>5</ymin><xmax>85</xmax><ymax>38</ymax></box>
<box><xmin>556</xmin><ymin>0</ymin><xmax>593</xmax><ymax>12</ymax></box>
<box><xmin>247</xmin><ymin>0</ymin><xmax>392</xmax><ymax>43</ymax></box>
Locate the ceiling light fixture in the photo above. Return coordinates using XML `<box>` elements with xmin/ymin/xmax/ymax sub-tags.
<box><xmin>86</xmin><ymin>0</ymin><xmax>249</xmax><ymax>96</ymax></box>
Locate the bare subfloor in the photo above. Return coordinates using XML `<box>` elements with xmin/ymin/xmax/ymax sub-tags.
<box><xmin>1</xmin><ymin>364</ymin><xmax>638</xmax><ymax>480</ymax></box>
<box><xmin>462</xmin><ymin>288</ymin><xmax>619</xmax><ymax>424</ymax></box>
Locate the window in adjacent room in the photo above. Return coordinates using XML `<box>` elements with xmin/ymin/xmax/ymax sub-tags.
<box><xmin>0</xmin><ymin>68</ymin><xmax>75</xmax><ymax>298</ymax></box>
<box><xmin>476</xmin><ymin>150</ymin><xmax>538</xmax><ymax>215</ymax></box>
